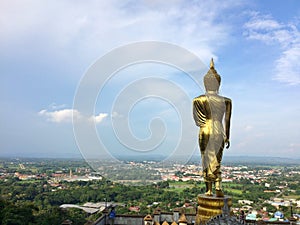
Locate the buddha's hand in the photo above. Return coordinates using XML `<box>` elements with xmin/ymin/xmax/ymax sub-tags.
<box><xmin>225</xmin><ymin>139</ymin><xmax>230</xmax><ymax>149</ymax></box>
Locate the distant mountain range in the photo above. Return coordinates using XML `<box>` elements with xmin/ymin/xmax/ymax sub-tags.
<box><xmin>0</xmin><ymin>153</ymin><xmax>299</xmax><ymax>165</ymax></box>
<box><xmin>222</xmin><ymin>155</ymin><xmax>300</xmax><ymax>165</ymax></box>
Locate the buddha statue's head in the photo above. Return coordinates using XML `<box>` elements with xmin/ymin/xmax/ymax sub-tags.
<box><xmin>203</xmin><ymin>58</ymin><xmax>221</xmax><ymax>92</ymax></box>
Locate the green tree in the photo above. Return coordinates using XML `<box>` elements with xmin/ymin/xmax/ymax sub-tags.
<box><xmin>2</xmin><ymin>203</ymin><xmax>35</xmax><ymax>225</ymax></box>
<box><xmin>262</xmin><ymin>203</ymin><xmax>277</xmax><ymax>213</ymax></box>
<box><xmin>35</xmin><ymin>206</ymin><xmax>64</xmax><ymax>225</ymax></box>
<box><xmin>63</xmin><ymin>208</ymin><xmax>87</xmax><ymax>225</ymax></box>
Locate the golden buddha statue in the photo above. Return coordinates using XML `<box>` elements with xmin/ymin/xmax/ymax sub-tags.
<box><xmin>193</xmin><ymin>59</ymin><xmax>232</xmax><ymax>197</ymax></box>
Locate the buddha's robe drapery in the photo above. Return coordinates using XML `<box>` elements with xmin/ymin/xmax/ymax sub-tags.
<box><xmin>193</xmin><ymin>93</ymin><xmax>229</xmax><ymax>182</ymax></box>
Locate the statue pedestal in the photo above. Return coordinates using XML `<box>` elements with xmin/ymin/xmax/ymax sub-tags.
<box><xmin>195</xmin><ymin>194</ymin><xmax>232</xmax><ymax>225</ymax></box>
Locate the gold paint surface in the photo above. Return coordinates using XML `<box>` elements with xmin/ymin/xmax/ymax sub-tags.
<box><xmin>195</xmin><ymin>195</ymin><xmax>232</xmax><ymax>225</ymax></box>
<box><xmin>193</xmin><ymin>59</ymin><xmax>232</xmax><ymax>187</ymax></box>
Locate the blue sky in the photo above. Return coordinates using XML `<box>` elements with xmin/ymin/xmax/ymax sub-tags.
<box><xmin>1</xmin><ymin>0</ymin><xmax>300</xmax><ymax>159</ymax></box>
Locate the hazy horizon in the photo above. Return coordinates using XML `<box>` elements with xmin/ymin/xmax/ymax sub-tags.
<box><xmin>1</xmin><ymin>152</ymin><xmax>299</xmax><ymax>161</ymax></box>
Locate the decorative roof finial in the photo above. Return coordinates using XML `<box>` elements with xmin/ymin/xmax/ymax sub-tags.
<box><xmin>210</xmin><ymin>58</ymin><xmax>214</xmax><ymax>69</ymax></box>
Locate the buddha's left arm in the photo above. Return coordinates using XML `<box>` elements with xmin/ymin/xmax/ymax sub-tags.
<box><xmin>224</xmin><ymin>98</ymin><xmax>232</xmax><ymax>148</ymax></box>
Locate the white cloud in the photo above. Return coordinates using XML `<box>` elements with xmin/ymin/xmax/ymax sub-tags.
<box><xmin>90</xmin><ymin>113</ymin><xmax>108</xmax><ymax>124</ymax></box>
<box><xmin>38</xmin><ymin>109</ymin><xmax>81</xmax><ymax>123</ymax></box>
<box><xmin>244</xmin><ymin>12</ymin><xmax>300</xmax><ymax>85</ymax></box>
<box><xmin>275</xmin><ymin>46</ymin><xmax>300</xmax><ymax>84</ymax></box>
<box><xmin>39</xmin><ymin>108</ymin><xmax>107</xmax><ymax>124</ymax></box>
<box><xmin>0</xmin><ymin>0</ymin><xmax>243</xmax><ymax>62</ymax></box>
<box><xmin>112</xmin><ymin>111</ymin><xmax>124</xmax><ymax>119</ymax></box>
<box><xmin>244</xmin><ymin>13</ymin><xmax>282</xmax><ymax>31</ymax></box>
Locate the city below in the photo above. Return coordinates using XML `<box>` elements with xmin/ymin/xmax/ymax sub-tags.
<box><xmin>0</xmin><ymin>156</ymin><xmax>299</xmax><ymax>224</ymax></box>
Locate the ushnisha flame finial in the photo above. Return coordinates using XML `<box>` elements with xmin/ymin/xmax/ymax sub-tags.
<box><xmin>204</xmin><ymin>58</ymin><xmax>221</xmax><ymax>92</ymax></box>
<box><xmin>210</xmin><ymin>58</ymin><xmax>214</xmax><ymax>69</ymax></box>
